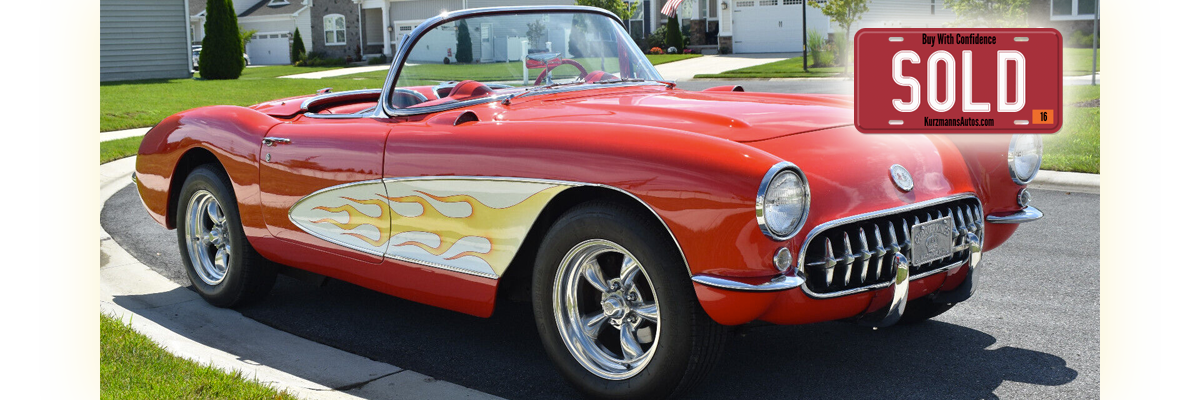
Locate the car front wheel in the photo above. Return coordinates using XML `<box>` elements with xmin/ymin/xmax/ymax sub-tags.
<box><xmin>176</xmin><ymin>164</ymin><xmax>276</xmax><ymax>307</ymax></box>
<box><xmin>532</xmin><ymin>201</ymin><xmax>726</xmax><ymax>399</ymax></box>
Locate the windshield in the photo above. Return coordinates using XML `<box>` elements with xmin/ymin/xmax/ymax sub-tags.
<box><xmin>387</xmin><ymin>10</ymin><xmax>662</xmax><ymax>111</ymax></box>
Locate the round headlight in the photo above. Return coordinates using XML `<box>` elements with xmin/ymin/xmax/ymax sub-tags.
<box><xmin>1008</xmin><ymin>134</ymin><xmax>1043</xmax><ymax>185</ymax></box>
<box><xmin>757</xmin><ymin>164</ymin><xmax>810</xmax><ymax>240</ymax></box>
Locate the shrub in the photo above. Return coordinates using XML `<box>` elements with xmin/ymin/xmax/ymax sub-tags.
<box><xmin>718</xmin><ymin>46</ymin><xmax>731</xmax><ymax>55</ymax></box>
<box><xmin>290</xmin><ymin>27</ymin><xmax>306</xmax><ymax>64</ymax></box>
<box><xmin>367</xmin><ymin>55</ymin><xmax>387</xmax><ymax>65</ymax></box>
<box><xmin>648</xmin><ymin>47</ymin><xmax>664</xmax><ymax>55</ymax></box>
<box><xmin>646</xmin><ymin>26</ymin><xmax>667</xmax><ymax>50</ymax></box>
<box><xmin>293</xmin><ymin>51</ymin><xmax>348</xmax><ymax>67</ymax></box>
<box><xmin>682</xmin><ymin>48</ymin><xmax>694</xmax><ymax>54</ymax></box>
<box><xmin>1069</xmin><ymin>30</ymin><xmax>1095</xmax><ymax>48</ymax></box>
<box><xmin>831</xmin><ymin>32</ymin><xmax>848</xmax><ymax>67</ymax></box>
<box><xmin>199</xmin><ymin>0</ymin><xmax>244</xmax><ymax>79</ymax></box>
<box><xmin>806</xmin><ymin>29</ymin><xmax>828</xmax><ymax>67</ymax></box>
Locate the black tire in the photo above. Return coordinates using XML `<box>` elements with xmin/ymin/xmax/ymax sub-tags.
<box><xmin>531</xmin><ymin>201</ymin><xmax>727</xmax><ymax>400</ymax></box>
<box><xmin>175</xmin><ymin>164</ymin><xmax>276</xmax><ymax>307</ymax></box>
<box><xmin>897</xmin><ymin>295</ymin><xmax>956</xmax><ymax>324</ymax></box>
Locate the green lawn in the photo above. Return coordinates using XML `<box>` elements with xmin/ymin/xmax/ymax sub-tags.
<box><xmin>1042</xmin><ymin>84</ymin><xmax>1100</xmax><ymax>173</ymax></box>
<box><xmin>1064</xmin><ymin>48</ymin><xmax>1100</xmax><ymax>76</ymax></box>
<box><xmin>695</xmin><ymin>56</ymin><xmax>849</xmax><ymax>79</ymax></box>
<box><xmin>102</xmin><ymin>313</ymin><xmax>297</xmax><ymax>400</ymax></box>
<box><xmin>102</xmin><ymin>56</ymin><xmax>689</xmax><ymax>133</ymax></box>
<box><xmin>644</xmin><ymin>53</ymin><xmax>703</xmax><ymax>65</ymax></box>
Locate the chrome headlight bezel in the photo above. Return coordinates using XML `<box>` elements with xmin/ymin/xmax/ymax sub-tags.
<box><xmin>756</xmin><ymin>162</ymin><xmax>811</xmax><ymax>241</ymax></box>
<box><xmin>1008</xmin><ymin>134</ymin><xmax>1043</xmax><ymax>185</ymax></box>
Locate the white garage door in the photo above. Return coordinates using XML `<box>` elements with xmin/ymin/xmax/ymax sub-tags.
<box><xmin>732</xmin><ymin>0</ymin><xmax>805</xmax><ymax>53</ymax></box>
<box><xmin>246</xmin><ymin>33</ymin><xmax>291</xmax><ymax>65</ymax></box>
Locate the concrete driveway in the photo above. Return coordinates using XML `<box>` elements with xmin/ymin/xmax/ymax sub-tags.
<box><xmin>655</xmin><ymin>52</ymin><xmax>800</xmax><ymax>81</ymax></box>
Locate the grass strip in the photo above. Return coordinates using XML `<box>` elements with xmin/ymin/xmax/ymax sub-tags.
<box><xmin>101</xmin><ymin>313</ymin><xmax>297</xmax><ymax>400</ymax></box>
<box><xmin>1042</xmin><ymin>106</ymin><xmax>1099</xmax><ymax>174</ymax></box>
<box><xmin>101</xmin><ymin>136</ymin><xmax>143</xmax><ymax>164</ymax></box>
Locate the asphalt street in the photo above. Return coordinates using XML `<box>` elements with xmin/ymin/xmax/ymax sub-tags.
<box><xmin>102</xmin><ymin>184</ymin><xmax>1098</xmax><ymax>399</ymax></box>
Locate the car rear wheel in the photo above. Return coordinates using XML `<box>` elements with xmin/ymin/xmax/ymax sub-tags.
<box><xmin>532</xmin><ymin>201</ymin><xmax>726</xmax><ymax>399</ymax></box>
<box><xmin>176</xmin><ymin>164</ymin><xmax>276</xmax><ymax>307</ymax></box>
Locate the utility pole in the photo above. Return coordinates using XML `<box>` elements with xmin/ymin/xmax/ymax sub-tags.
<box><xmin>802</xmin><ymin>1</ymin><xmax>808</xmax><ymax>71</ymax></box>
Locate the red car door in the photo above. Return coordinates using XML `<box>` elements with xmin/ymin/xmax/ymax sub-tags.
<box><xmin>258</xmin><ymin>119</ymin><xmax>391</xmax><ymax>264</ymax></box>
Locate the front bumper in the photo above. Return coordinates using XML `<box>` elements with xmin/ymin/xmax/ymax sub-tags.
<box><xmin>692</xmin><ymin>195</ymin><xmax>1040</xmax><ymax>328</ymax></box>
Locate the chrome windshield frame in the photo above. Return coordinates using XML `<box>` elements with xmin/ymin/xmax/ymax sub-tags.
<box><xmin>364</xmin><ymin>6</ymin><xmax>651</xmax><ymax>119</ymax></box>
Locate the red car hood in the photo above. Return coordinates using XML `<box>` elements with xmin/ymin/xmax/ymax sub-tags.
<box><xmin>498</xmin><ymin>87</ymin><xmax>854</xmax><ymax>142</ymax></box>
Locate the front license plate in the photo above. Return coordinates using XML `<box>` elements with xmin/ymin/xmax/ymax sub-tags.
<box><xmin>854</xmin><ymin>28</ymin><xmax>1062</xmax><ymax>134</ymax></box>
<box><xmin>910</xmin><ymin>216</ymin><xmax>956</xmax><ymax>266</ymax></box>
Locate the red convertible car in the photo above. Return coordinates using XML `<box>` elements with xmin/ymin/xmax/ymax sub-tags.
<box><xmin>134</xmin><ymin>6</ymin><xmax>1042</xmax><ymax>399</ymax></box>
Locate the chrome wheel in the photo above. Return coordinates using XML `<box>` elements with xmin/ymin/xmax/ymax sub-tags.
<box><xmin>553</xmin><ymin>239</ymin><xmax>661</xmax><ymax>380</ymax></box>
<box><xmin>184</xmin><ymin>190</ymin><xmax>232</xmax><ymax>286</ymax></box>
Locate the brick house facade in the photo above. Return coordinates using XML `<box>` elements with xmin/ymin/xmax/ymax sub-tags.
<box><xmin>310</xmin><ymin>0</ymin><xmax>363</xmax><ymax>60</ymax></box>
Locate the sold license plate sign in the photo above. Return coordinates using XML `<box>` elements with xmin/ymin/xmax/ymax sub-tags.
<box><xmin>854</xmin><ymin>28</ymin><xmax>1062</xmax><ymax>134</ymax></box>
<box><xmin>910</xmin><ymin>216</ymin><xmax>956</xmax><ymax>266</ymax></box>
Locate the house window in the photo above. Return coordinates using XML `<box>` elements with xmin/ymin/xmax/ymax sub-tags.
<box><xmin>324</xmin><ymin>14</ymin><xmax>347</xmax><ymax>45</ymax></box>
<box><xmin>1051</xmin><ymin>0</ymin><xmax>1096</xmax><ymax>20</ymax></box>
<box><xmin>627</xmin><ymin>1</ymin><xmax>644</xmax><ymax>39</ymax></box>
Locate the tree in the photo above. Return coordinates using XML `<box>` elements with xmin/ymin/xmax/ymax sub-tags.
<box><xmin>666</xmin><ymin>15</ymin><xmax>683</xmax><ymax>50</ymax></box>
<box><xmin>575</xmin><ymin>0</ymin><xmax>639</xmax><ymax>22</ymax></box>
<box><xmin>290</xmin><ymin>27</ymin><xmax>306</xmax><ymax>64</ymax></box>
<box><xmin>238</xmin><ymin>26</ymin><xmax>257</xmax><ymax>54</ymax></box>
<box><xmin>199</xmin><ymin>0</ymin><xmax>244</xmax><ymax>79</ymax></box>
<box><xmin>807</xmin><ymin>0</ymin><xmax>869</xmax><ymax>75</ymax></box>
<box><xmin>942</xmin><ymin>0</ymin><xmax>1030</xmax><ymax>28</ymax></box>
<box><xmin>456</xmin><ymin>20</ymin><xmax>473</xmax><ymax>63</ymax></box>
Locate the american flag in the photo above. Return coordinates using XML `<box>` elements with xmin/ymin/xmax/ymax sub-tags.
<box><xmin>660</xmin><ymin>0</ymin><xmax>686</xmax><ymax>18</ymax></box>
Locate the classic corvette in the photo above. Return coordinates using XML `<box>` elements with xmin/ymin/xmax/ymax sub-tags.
<box><xmin>134</xmin><ymin>6</ymin><xmax>1043</xmax><ymax>399</ymax></box>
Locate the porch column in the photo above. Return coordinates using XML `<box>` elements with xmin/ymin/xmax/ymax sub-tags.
<box><xmin>382</xmin><ymin>1</ymin><xmax>392</xmax><ymax>56</ymax></box>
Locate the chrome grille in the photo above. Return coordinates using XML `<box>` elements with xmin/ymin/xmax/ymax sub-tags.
<box><xmin>800</xmin><ymin>196</ymin><xmax>983</xmax><ymax>298</ymax></box>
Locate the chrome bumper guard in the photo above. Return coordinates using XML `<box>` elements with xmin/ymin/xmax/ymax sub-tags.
<box><xmin>857</xmin><ymin>232</ymin><xmax>982</xmax><ymax>327</ymax></box>
<box><xmin>986</xmin><ymin>206</ymin><xmax>1043</xmax><ymax>224</ymax></box>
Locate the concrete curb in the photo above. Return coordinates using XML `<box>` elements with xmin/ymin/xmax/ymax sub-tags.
<box><xmin>100</xmin><ymin>157</ymin><xmax>503</xmax><ymax>400</ymax></box>
<box><xmin>1029</xmin><ymin>170</ymin><xmax>1100</xmax><ymax>194</ymax></box>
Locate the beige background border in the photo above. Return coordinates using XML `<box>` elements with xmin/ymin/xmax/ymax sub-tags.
<box><xmin>42</xmin><ymin>0</ymin><xmax>1156</xmax><ymax>396</ymax></box>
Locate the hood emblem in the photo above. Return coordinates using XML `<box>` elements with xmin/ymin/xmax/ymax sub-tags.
<box><xmin>890</xmin><ymin>164</ymin><xmax>914</xmax><ymax>192</ymax></box>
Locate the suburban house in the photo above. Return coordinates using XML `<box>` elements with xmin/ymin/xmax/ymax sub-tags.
<box><xmin>101</xmin><ymin>0</ymin><xmax>191</xmax><ymax>81</ymax></box>
<box><xmin>1028</xmin><ymin>0</ymin><xmax>1098</xmax><ymax>46</ymax></box>
<box><xmin>186</xmin><ymin>0</ymin><xmax>973</xmax><ymax>64</ymax></box>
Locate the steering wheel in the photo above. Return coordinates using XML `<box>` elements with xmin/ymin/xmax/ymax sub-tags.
<box><xmin>534</xmin><ymin>59</ymin><xmax>588</xmax><ymax>85</ymax></box>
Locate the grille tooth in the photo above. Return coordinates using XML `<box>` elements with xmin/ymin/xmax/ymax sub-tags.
<box><xmin>841</xmin><ymin>232</ymin><xmax>854</xmax><ymax>286</ymax></box>
<box><xmin>825</xmin><ymin>236</ymin><xmax>835</xmax><ymax>283</ymax></box>
<box><xmin>969</xmin><ymin>205</ymin><xmax>979</xmax><ymax>230</ymax></box>
<box><xmin>872</xmin><ymin>225</ymin><xmax>887</xmax><ymax>280</ymax></box>
<box><xmin>858</xmin><ymin>228</ymin><xmax>871</xmax><ymax>283</ymax></box>
<box><xmin>956</xmin><ymin>207</ymin><xmax>968</xmax><ymax>237</ymax></box>
<box><xmin>899</xmin><ymin>217</ymin><xmax>912</xmax><ymax>253</ymax></box>
<box><xmin>964</xmin><ymin>206</ymin><xmax>978</xmax><ymax>236</ymax></box>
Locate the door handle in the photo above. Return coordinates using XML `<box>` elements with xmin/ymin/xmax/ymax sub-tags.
<box><xmin>263</xmin><ymin>137</ymin><xmax>291</xmax><ymax>146</ymax></box>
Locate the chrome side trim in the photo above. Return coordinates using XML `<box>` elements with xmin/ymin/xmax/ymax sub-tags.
<box><xmin>384</xmin><ymin>253</ymin><xmax>500</xmax><ymax>279</ymax></box>
<box><xmin>986</xmin><ymin>206</ymin><xmax>1043</xmax><ymax>224</ymax></box>
<box><xmin>755</xmin><ymin>161</ymin><xmax>810</xmax><ymax>241</ymax></box>
<box><xmin>691</xmin><ymin>273</ymin><xmax>804</xmax><ymax>292</ymax></box>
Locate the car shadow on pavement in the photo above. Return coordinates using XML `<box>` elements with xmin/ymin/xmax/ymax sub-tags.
<box><xmin>104</xmin><ymin>185</ymin><xmax>1079</xmax><ymax>399</ymax></box>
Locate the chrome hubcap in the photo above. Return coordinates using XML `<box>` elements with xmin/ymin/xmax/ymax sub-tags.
<box><xmin>184</xmin><ymin>190</ymin><xmax>232</xmax><ymax>286</ymax></box>
<box><xmin>553</xmin><ymin>239</ymin><xmax>660</xmax><ymax>380</ymax></box>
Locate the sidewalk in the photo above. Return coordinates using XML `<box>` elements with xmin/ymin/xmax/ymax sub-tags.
<box><xmin>279</xmin><ymin>65</ymin><xmax>391</xmax><ymax>79</ymax></box>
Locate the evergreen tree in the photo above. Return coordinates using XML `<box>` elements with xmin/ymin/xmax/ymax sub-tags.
<box><xmin>666</xmin><ymin>15</ymin><xmax>683</xmax><ymax>51</ymax></box>
<box><xmin>290</xmin><ymin>27</ymin><xmax>306</xmax><ymax>64</ymax></box>
<box><xmin>199</xmin><ymin>0</ymin><xmax>244</xmax><ymax>79</ymax></box>
<box><xmin>456</xmin><ymin>20</ymin><xmax>473</xmax><ymax>63</ymax></box>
